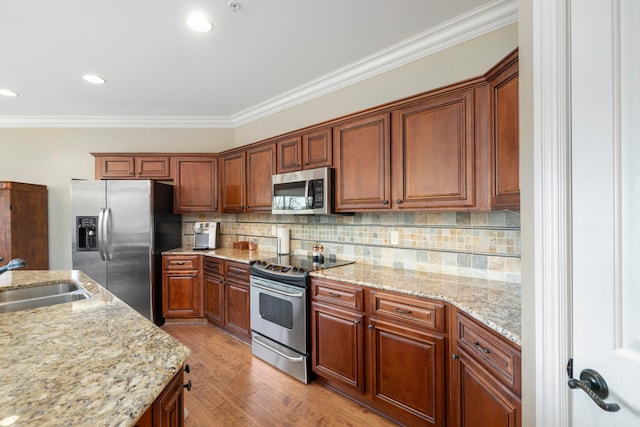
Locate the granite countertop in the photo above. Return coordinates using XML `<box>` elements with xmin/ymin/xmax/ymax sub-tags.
<box><xmin>165</xmin><ymin>247</ymin><xmax>521</xmax><ymax>346</ymax></box>
<box><xmin>0</xmin><ymin>270</ymin><xmax>191</xmax><ymax>427</ymax></box>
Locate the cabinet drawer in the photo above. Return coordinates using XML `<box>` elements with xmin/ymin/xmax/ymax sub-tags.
<box><xmin>369</xmin><ymin>290</ymin><xmax>445</xmax><ymax>332</ymax></box>
<box><xmin>163</xmin><ymin>255</ymin><xmax>199</xmax><ymax>271</ymax></box>
<box><xmin>225</xmin><ymin>261</ymin><xmax>249</xmax><ymax>282</ymax></box>
<box><xmin>311</xmin><ymin>278</ymin><xmax>364</xmax><ymax>311</ymax></box>
<box><xmin>203</xmin><ymin>257</ymin><xmax>224</xmax><ymax>276</ymax></box>
<box><xmin>456</xmin><ymin>310</ymin><xmax>521</xmax><ymax>392</ymax></box>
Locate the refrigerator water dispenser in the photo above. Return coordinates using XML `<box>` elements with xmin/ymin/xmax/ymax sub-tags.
<box><xmin>77</xmin><ymin>216</ymin><xmax>98</xmax><ymax>251</ymax></box>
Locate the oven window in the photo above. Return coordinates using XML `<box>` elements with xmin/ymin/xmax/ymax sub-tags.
<box><xmin>259</xmin><ymin>293</ymin><xmax>294</xmax><ymax>329</ymax></box>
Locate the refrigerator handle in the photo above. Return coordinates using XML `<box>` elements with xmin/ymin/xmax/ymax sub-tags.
<box><xmin>104</xmin><ymin>207</ymin><xmax>113</xmax><ymax>261</ymax></box>
<box><xmin>98</xmin><ymin>207</ymin><xmax>106</xmax><ymax>261</ymax></box>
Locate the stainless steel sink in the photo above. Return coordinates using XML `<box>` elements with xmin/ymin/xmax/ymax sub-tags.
<box><xmin>0</xmin><ymin>282</ymin><xmax>82</xmax><ymax>303</ymax></box>
<box><xmin>0</xmin><ymin>282</ymin><xmax>92</xmax><ymax>313</ymax></box>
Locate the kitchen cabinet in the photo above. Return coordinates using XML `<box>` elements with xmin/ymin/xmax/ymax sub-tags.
<box><xmin>152</xmin><ymin>369</ymin><xmax>185</xmax><ymax>427</ymax></box>
<box><xmin>92</xmin><ymin>153</ymin><xmax>171</xmax><ymax>180</ymax></box>
<box><xmin>173</xmin><ymin>155</ymin><xmax>218</xmax><ymax>213</ymax></box>
<box><xmin>487</xmin><ymin>49</ymin><xmax>520</xmax><ymax>210</ymax></box>
<box><xmin>311</xmin><ymin>279</ymin><xmax>365</xmax><ymax>397</ymax></box>
<box><xmin>333</xmin><ymin>113</ymin><xmax>391</xmax><ymax>211</ymax></box>
<box><xmin>368</xmin><ymin>290</ymin><xmax>447</xmax><ymax>427</ymax></box>
<box><xmin>277</xmin><ymin>127</ymin><xmax>333</xmax><ymax>173</ymax></box>
<box><xmin>391</xmin><ymin>88</ymin><xmax>479</xmax><ymax>210</ymax></box>
<box><xmin>224</xmin><ymin>261</ymin><xmax>251</xmax><ymax>342</ymax></box>
<box><xmin>221</xmin><ymin>143</ymin><xmax>275</xmax><ymax>213</ymax></box>
<box><xmin>450</xmin><ymin>310</ymin><xmax>521</xmax><ymax>427</ymax></box>
<box><xmin>162</xmin><ymin>255</ymin><xmax>203</xmax><ymax>320</ymax></box>
<box><xmin>203</xmin><ymin>257</ymin><xmax>225</xmax><ymax>325</ymax></box>
<box><xmin>0</xmin><ymin>182</ymin><xmax>48</xmax><ymax>270</ymax></box>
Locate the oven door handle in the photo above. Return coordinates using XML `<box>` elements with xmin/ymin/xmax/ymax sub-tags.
<box><xmin>251</xmin><ymin>282</ymin><xmax>305</xmax><ymax>298</ymax></box>
<box><xmin>253</xmin><ymin>335</ymin><xmax>306</xmax><ymax>362</ymax></box>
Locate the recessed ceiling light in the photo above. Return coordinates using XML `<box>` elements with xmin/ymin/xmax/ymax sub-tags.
<box><xmin>0</xmin><ymin>89</ymin><xmax>19</xmax><ymax>97</ymax></box>
<box><xmin>186</xmin><ymin>12</ymin><xmax>212</xmax><ymax>32</ymax></box>
<box><xmin>83</xmin><ymin>74</ymin><xmax>106</xmax><ymax>85</ymax></box>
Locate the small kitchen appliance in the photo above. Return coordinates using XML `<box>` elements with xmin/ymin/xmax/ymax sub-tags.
<box><xmin>249</xmin><ymin>255</ymin><xmax>354</xmax><ymax>383</ymax></box>
<box><xmin>193</xmin><ymin>222</ymin><xmax>219</xmax><ymax>250</ymax></box>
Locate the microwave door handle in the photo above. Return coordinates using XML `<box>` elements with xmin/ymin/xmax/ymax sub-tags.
<box><xmin>305</xmin><ymin>180</ymin><xmax>311</xmax><ymax>209</ymax></box>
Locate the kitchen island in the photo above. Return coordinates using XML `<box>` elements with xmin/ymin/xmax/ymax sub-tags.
<box><xmin>0</xmin><ymin>270</ymin><xmax>191</xmax><ymax>427</ymax></box>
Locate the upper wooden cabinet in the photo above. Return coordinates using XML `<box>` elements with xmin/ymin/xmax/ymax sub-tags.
<box><xmin>487</xmin><ymin>50</ymin><xmax>520</xmax><ymax>210</ymax></box>
<box><xmin>277</xmin><ymin>127</ymin><xmax>332</xmax><ymax>173</ymax></box>
<box><xmin>173</xmin><ymin>156</ymin><xmax>218</xmax><ymax>213</ymax></box>
<box><xmin>93</xmin><ymin>154</ymin><xmax>171</xmax><ymax>180</ymax></box>
<box><xmin>333</xmin><ymin>113</ymin><xmax>391</xmax><ymax>211</ymax></box>
<box><xmin>391</xmin><ymin>88</ymin><xmax>479</xmax><ymax>210</ymax></box>
<box><xmin>221</xmin><ymin>143</ymin><xmax>275</xmax><ymax>213</ymax></box>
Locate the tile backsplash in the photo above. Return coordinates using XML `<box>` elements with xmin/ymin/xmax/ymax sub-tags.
<box><xmin>182</xmin><ymin>211</ymin><xmax>521</xmax><ymax>283</ymax></box>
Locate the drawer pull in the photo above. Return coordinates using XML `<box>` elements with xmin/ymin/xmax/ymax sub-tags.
<box><xmin>182</xmin><ymin>380</ymin><xmax>192</xmax><ymax>391</ymax></box>
<box><xmin>395</xmin><ymin>307</ymin><xmax>413</xmax><ymax>315</ymax></box>
<box><xmin>176</xmin><ymin>262</ymin><xmax>185</xmax><ymax>265</ymax></box>
<box><xmin>328</xmin><ymin>292</ymin><xmax>341</xmax><ymax>298</ymax></box>
<box><xmin>474</xmin><ymin>341</ymin><xmax>491</xmax><ymax>354</ymax></box>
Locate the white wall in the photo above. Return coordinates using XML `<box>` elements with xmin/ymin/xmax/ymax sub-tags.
<box><xmin>0</xmin><ymin>128</ymin><xmax>233</xmax><ymax>268</ymax></box>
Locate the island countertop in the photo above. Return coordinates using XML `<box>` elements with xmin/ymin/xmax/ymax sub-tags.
<box><xmin>0</xmin><ymin>270</ymin><xmax>191</xmax><ymax>427</ymax></box>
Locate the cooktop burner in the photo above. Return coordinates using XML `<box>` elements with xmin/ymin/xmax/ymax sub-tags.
<box><xmin>257</xmin><ymin>255</ymin><xmax>354</xmax><ymax>272</ymax></box>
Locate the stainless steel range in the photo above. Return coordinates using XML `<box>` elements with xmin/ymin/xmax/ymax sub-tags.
<box><xmin>249</xmin><ymin>255</ymin><xmax>354</xmax><ymax>383</ymax></box>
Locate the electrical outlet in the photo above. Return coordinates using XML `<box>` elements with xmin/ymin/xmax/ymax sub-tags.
<box><xmin>390</xmin><ymin>230</ymin><xmax>399</xmax><ymax>245</ymax></box>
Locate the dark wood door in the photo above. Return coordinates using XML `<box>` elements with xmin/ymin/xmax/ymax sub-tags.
<box><xmin>97</xmin><ymin>156</ymin><xmax>135</xmax><ymax>178</ymax></box>
<box><xmin>368</xmin><ymin>318</ymin><xmax>445</xmax><ymax>427</ymax></box>
<box><xmin>451</xmin><ymin>351</ymin><xmax>520</xmax><ymax>427</ymax></box>
<box><xmin>135</xmin><ymin>156</ymin><xmax>171</xmax><ymax>179</ymax></box>
<box><xmin>153</xmin><ymin>370</ymin><xmax>185</xmax><ymax>427</ymax></box>
<box><xmin>162</xmin><ymin>273</ymin><xmax>202</xmax><ymax>318</ymax></box>
<box><xmin>311</xmin><ymin>302</ymin><xmax>365</xmax><ymax>394</ymax></box>
<box><xmin>391</xmin><ymin>89</ymin><xmax>477</xmax><ymax>210</ymax></box>
<box><xmin>302</xmin><ymin>127</ymin><xmax>332</xmax><ymax>169</ymax></box>
<box><xmin>173</xmin><ymin>156</ymin><xmax>218</xmax><ymax>212</ymax></box>
<box><xmin>246</xmin><ymin>142</ymin><xmax>276</xmax><ymax>212</ymax></box>
<box><xmin>220</xmin><ymin>150</ymin><xmax>246</xmax><ymax>213</ymax></box>
<box><xmin>203</xmin><ymin>273</ymin><xmax>225</xmax><ymax>325</ymax></box>
<box><xmin>333</xmin><ymin>113</ymin><xmax>391</xmax><ymax>211</ymax></box>
<box><xmin>225</xmin><ymin>279</ymin><xmax>250</xmax><ymax>342</ymax></box>
<box><xmin>489</xmin><ymin>51</ymin><xmax>520</xmax><ymax>210</ymax></box>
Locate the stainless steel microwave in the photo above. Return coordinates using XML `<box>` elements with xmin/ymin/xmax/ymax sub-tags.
<box><xmin>272</xmin><ymin>167</ymin><xmax>332</xmax><ymax>215</ymax></box>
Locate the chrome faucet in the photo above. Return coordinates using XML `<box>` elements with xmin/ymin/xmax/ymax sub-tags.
<box><xmin>0</xmin><ymin>258</ymin><xmax>27</xmax><ymax>275</ymax></box>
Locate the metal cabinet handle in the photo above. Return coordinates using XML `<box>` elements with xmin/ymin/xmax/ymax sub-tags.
<box><xmin>184</xmin><ymin>364</ymin><xmax>190</xmax><ymax>374</ymax></box>
<box><xmin>568</xmin><ymin>366</ymin><xmax>620</xmax><ymax>412</ymax></box>
<box><xmin>368</xmin><ymin>324</ymin><xmax>373</xmax><ymax>330</ymax></box>
<box><xmin>452</xmin><ymin>353</ymin><xmax>459</xmax><ymax>360</ymax></box>
<box><xmin>176</xmin><ymin>262</ymin><xmax>185</xmax><ymax>265</ymax></box>
<box><xmin>396</xmin><ymin>199</ymin><xmax>403</xmax><ymax>204</ymax></box>
<box><xmin>354</xmin><ymin>320</ymin><xmax>360</xmax><ymax>325</ymax></box>
<box><xmin>473</xmin><ymin>341</ymin><xmax>490</xmax><ymax>354</ymax></box>
<box><xmin>328</xmin><ymin>292</ymin><xmax>341</xmax><ymax>298</ymax></box>
<box><xmin>182</xmin><ymin>380</ymin><xmax>192</xmax><ymax>391</ymax></box>
<box><xmin>395</xmin><ymin>307</ymin><xmax>412</xmax><ymax>314</ymax></box>
<box><xmin>382</xmin><ymin>200</ymin><xmax>389</xmax><ymax>205</ymax></box>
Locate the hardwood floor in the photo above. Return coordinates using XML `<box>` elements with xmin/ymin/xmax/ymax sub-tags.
<box><xmin>162</xmin><ymin>323</ymin><xmax>397</xmax><ymax>427</ymax></box>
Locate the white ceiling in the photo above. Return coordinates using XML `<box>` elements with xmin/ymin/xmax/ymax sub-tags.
<box><xmin>0</xmin><ymin>0</ymin><xmax>516</xmax><ymax>127</ymax></box>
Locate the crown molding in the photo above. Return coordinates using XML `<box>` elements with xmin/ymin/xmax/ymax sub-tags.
<box><xmin>0</xmin><ymin>0</ymin><xmax>516</xmax><ymax>129</ymax></box>
<box><xmin>230</xmin><ymin>0</ymin><xmax>517</xmax><ymax>126</ymax></box>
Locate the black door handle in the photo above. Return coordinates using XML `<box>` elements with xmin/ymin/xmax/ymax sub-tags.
<box><xmin>567</xmin><ymin>366</ymin><xmax>620</xmax><ymax>412</ymax></box>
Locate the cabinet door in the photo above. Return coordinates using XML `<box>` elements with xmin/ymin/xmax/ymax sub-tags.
<box><xmin>302</xmin><ymin>127</ymin><xmax>332</xmax><ymax>169</ymax></box>
<box><xmin>450</xmin><ymin>351</ymin><xmax>520</xmax><ymax>427</ymax></box>
<box><xmin>153</xmin><ymin>370</ymin><xmax>185</xmax><ymax>427</ymax></box>
<box><xmin>246</xmin><ymin>142</ymin><xmax>276</xmax><ymax>212</ymax></box>
<box><xmin>276</xmin><ymin>136</ymin><xmax>302</xmax><ymax>173</ymax></box>
<box><xmin>392</xmin><ymin>89</ymin><xmax>477</xmax><ymax>210</ymax></box>
<box><xmin>162</xmin><ymin>273</ymin><xmax>202</xmax><ymax>318</ymax></box>
<box><xmin>135</xmin><ymin>156</ymin><xmax>171</xmax><ymax>179</ymax></box>
<box><xmin>220</xmin><ymin>150</ymin><xmax>246</xmax><ymax>213</ymax></box>
<box><xmin>203</xmin><ymin>273</ymin><xmax>225</xmax><ymax>325</ymax></box>
<box><xmin>173</xmin><ymin>156</ymin><xmax>218</xmax><ymax>212</ymax></box>
<box><xmin>98</xmin><ymin>156</ymin><xmax>135</xmax><ymax>178</ymax></box>
<box><xmin>225</xmin><ymin>279</ymin><xmax>250</xmax><ymax>341</ymax></box>
<box><xmin>311</xmin><ymin>302</ymin><xmax>365</xmax><ymax>394</ymax></box>
<box><xmin>369</xmin><ymin>318</ymin><xmax>445</xmax><ymax>427</ymax></box>
<box><xmin>333</xmin><ymin>113</ymin><xmax>391</xmax><ymax>211</ymax></box>
<box><xmin>490</xmin><ymin>54</ymin><xmax>520</xmax><ymax>210</ymax></box>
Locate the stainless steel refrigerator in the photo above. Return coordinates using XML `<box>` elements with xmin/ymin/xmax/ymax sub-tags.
<box><xmin>71</xmin><ymin>180</ymin><xmax>181</xmax><ymax>325</ymax></box>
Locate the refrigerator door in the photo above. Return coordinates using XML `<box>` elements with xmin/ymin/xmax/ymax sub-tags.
<box><xmin>71</xmin><ymin>180</ymin><xmax>107</xmax><ymax>285</ymax></box>
<box><xmin>105</xmin><ymin>180</ymin><xmax>153</xmax><ymax>320</ymax></box>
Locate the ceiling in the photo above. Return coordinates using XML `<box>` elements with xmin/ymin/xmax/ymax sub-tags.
<box><xmin>0</xmin><ymin>0</ymin><xmax>516</xmax><ymax>127</ymax></box>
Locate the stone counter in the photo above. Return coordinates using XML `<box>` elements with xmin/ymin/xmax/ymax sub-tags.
<box><xmin>164</xmin><ymin>247</ymin><xmax>521</xmax><ymax>345</ymax></box>
<box><xmin>0</xmin><ymin>270</ymin><xmax>191</xmax><ymax>427</ymax></box>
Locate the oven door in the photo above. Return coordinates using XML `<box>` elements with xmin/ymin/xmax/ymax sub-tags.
<box><xmin>249</xmin><ymin>275</ymin><xmax>307</xmax><ymax>354</ymax></box>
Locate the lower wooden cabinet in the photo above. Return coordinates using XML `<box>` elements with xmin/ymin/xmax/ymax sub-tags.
<box><xmin>203</xmin><ymin>258</ymin><xmax>225</xmax><ymax>325</ymax></box>
<box><xmin>224</xmin><ymin>261</ymin><xmax>251</xmax><ymax>342</ymax></box>
<box><xmin>135</xmin><ymin>369</ymin><xmax>186</xmax><ymax>427</ymax></box>
<box><xmin>162</xmin><ymin>255</ymin><xmax>203</xmax><ymax>320</ymax></box>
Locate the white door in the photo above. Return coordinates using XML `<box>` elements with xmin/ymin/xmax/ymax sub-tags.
<box><xmin>571</xmin><ymin>0</ymin><xmax>640</xmax><ymax>424</ymax></box>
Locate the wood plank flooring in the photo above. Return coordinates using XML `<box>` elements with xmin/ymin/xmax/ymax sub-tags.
<box><xmin>162</xmin><ymin>323</ymin><xmax>397</xmax><ymax>427</ymax></box>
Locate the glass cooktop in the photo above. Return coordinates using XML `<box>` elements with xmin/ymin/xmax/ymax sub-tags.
<box><xmin>254</xmin><ymin>255</ymin><xmax>354</xmax><ymax>273</ymax></box>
